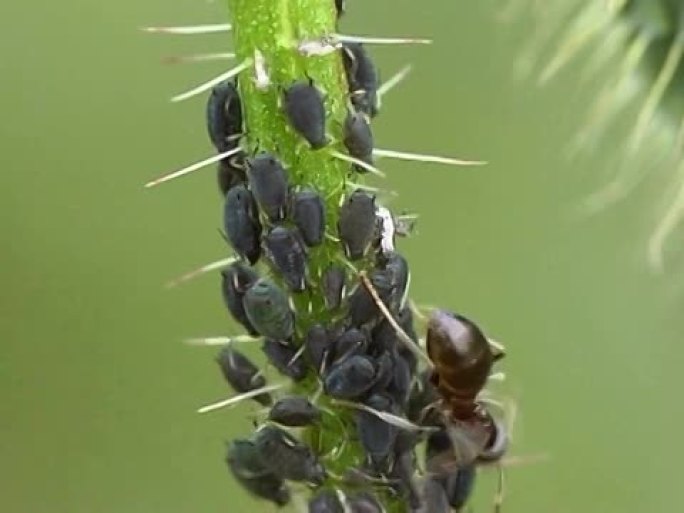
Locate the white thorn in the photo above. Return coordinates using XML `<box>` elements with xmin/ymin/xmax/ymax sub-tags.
<box><xmin>336</xmin><ymin>34</ymin><xmax>432</xmax><ymax>45</ymax></box>
<box><xmin>332</xmin><ymin>399</ymin><xmax>437</xmax><ymax>432</ymax></box>
<box><xmin>166</xmin><ymin>256</ymin><xmax>239</xmax><ymax>288</ymax></box>
<box><xmin>184</xmin><ymin>335</ymin><xmax>259</xmax><ymax>346</ymax></box>
<box><xmin>298</xmin><ymin>36</ymin><xmax>342</xmax><ymax>57</ymax></box>
<box><xmin>171</xmin><ymin>60</ymin><xmax>251</xmax><ymax>102</ymax></box>
<box><xmin>142</xmin><ymin>23</ymin><xmax>232</xmax><ymax>35</ymax></box>
<box><xmin>197</xmin><ymin>384</ymin><xmax>283</xmax><ymax>413</ymax></box>
<box><xmin>377</xmin><ymin>65</ymin><xmax>413</xmax><ymax>100</ymax></box>
<box><xmin>162</xmin><ymin>52</ymin><xmax>236</xmax><ymax>65</ymax></box>
<box><xmin>329</xmin><ymin>150</ymin><xmax>386</xmax><ymax>177</ymax></box>
<box><xmin>358</xmin><ymin>271</ymin><xmax>433</xmax><ymax>367</ymax></box>
<box><xmin>373</xmin><ymin>148</ymin><xmax>486</xmax><ymax>166</ymax></box>
<box><xmin>145</xmin><ymin>147</ymin><xmax>242</xmax><ymax>188</ymax></box>
<box><xmin>253</xmin><ymin>49</ymin><xmax>271</xmax><ymax>90</ymax></box>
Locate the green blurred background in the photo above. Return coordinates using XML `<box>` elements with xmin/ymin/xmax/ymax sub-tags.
<box><xmin>2</xmin><ymin>1</ymin><xmax>681</xmax><ymax>512</ymax></box>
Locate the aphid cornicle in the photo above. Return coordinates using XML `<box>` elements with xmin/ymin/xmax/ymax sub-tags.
<box><xmin>338</xmin><ymin>189</ymin><xmax>377</xmax><ymax>260</ymax></box>
<box><xmin>220</xmin><ymin>262</ymin><xmax>260</xmax><ymax>336</ymax></box>
<box><xmin>321</xmin><ymin>265</ymin><xmax>345</xmax><ymax>310</ymax></box>
<box><xmin>282</xmin><ymin>80</ymin><xmax>328</xmax><ymax>149</ymax></box>
<box><xmin>242</xmin><ymin>278</ymin><xmax>294</xmax><ymax>341</ymax></box>
<box><xmin>324</xmin><ymin>354</ymin><xmax>376</xmax><ymax>399</ymax></box>
<box><xmin>263</xmin><ymin>226</ymin><xmax>308</xmax><ymax>292</ymax></box>
<box><xmin>206</xmin><ymin>79</ymin><xmax>243</xmax><ymax>152</ymax></box>
<box><xmin>291</xmin><ymin>189</ymin><xmax>326</xmax><ymax>247</ymax></box>
<box><xmin>246</xmin><ymin>152</ymin><xmax>289</xmax><ymax>222</ymax></box>
<box><xmin>262</xmin><ymin>338</ymin><xmax>308</xmax><ymax>381</ymax></box>
<box><xmin>223</xmin><ymin>184</ymin><xmax>262</xmax><ymax>265</ymax></box>
<box><xmin>226</xmin><ymin>439</ymin><xmax>290</xmax><ymax>506</ymax></box>
<box><xmin>216</xmin><ymin>156</ymin><xmax>246</xmax><ymax>196</ymax></box>
<box><xmin>342</xmin><ymin>43</ymin><xmax>379</xmax><ymax>118</ymax></box>
<box><xmin>309</xmin><ymin>490</ymin><xmax>343</xmax><ymax>513</ymax></box>
<box><xmin>269</xmin><ymin>396</ymin><xmax>321</xmax><ymax>426</ymax></box>
<box><xmin>253</xmin><ymin>425</ymin><xmax>327</xmax><ymax>485</ymax></box>
<box><xmin>215</xmin><ymin>346</ymin><xmax>272</xmax><ymax>405</ymax></box>
<box><xmin>343</xmin><ymin>109</ymin><xmax>374</xmax><ymax>169</ymax></box>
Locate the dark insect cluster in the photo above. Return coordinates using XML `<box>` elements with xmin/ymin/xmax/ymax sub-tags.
<box><xmin>150</xmin><ymin>1</ymin><xmax>513</xmax><ymax>512</ymax></box>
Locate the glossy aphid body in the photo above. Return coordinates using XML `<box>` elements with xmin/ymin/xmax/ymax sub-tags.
<box><xmin>356</xmin><ymin>393</ymin><xmax>398</xmax><ymax>468</ymax></box>
<box><xmin>262</xmin><ymin>338</ymin><xmax>308</xmax><ymax>381</ymax></box>
<box><xmin>342</xmin><ymin>43</ymin><xmax>379</xmax><ymax>118</ymax></box>
<box><xmin>226</xmin><ymin>439</ymin><xmax>290</xmax><ymax>506</ymax></box>
<box><xmin>223</xmin><ymin>184</ymin><xmax>262</xmax><ymax>264</ymax></box>
<box><xmin>324</xmin><ymin>354</ymin><xmax>376</xmax><ymax>399</ymax></box>
<box><xmin>206</xmin><ymin>80</ymin><xmax>243</xmax><ymax>152</ymax></box>
<box><xmin>220</xmin><ymin>262</ymin><xmax>260</xmax><ymax>336</ymax></box>
<box><xmin>291</xmin><ymin>188</ymin><xmax>326</xmax><ymax>247</ymax></box>
<box><xmin>338</xmin><ymin>189</ymin><xmax>377</xmax><ymax>260</ymax></box>
<box><xmin>343</xmin><ymin>109</ymin><xmax>374</xmax><ymax>168</ymax></box>
<box><xmin>321</xmin><ymin>265</ymin><xmax>346</xmax><ymax>310</ymax></box>
<box><xmin>347</xmin><ymin>492</ymin><xmax>383</xmax><ymax>513</ymax></box>
<box><xmin>242</xmin><ymin>278</ymin><xmax>294</xmax><ymax>340</ymax></box>
<box><xmin>216</xmin><ymin>157</ymin><xmax>246</xmax><ymax>196</ymax></box>
<box><xmin>305</xmin><ymin>323</ymin><xmax>330</xmax><ymax>374</ymax></box>
<box><xmin>309</xmin><ymin>490</ymin><xmax>344</xmax><ymax>513</ymax></box>
<box><xmin>246</xmin><ymin>152</ymin><xmax>289</xmax><ymax>222</ymax></box>
<box><xmin>283</xmin><ymin>80</ymin><xmax>328</xmax><ymax>149</ymax></box>
<box><xmin>216</xmin><ymin>346</ymin><xmax>271</xmax><ymax>405</ymax></box>
<box><xmin>269</xmin><ymin>396</ymin><xmax>321</xmax><ymax>426</ymax></box>
<box><xmin>262</xmin><ymin>226</ymin><xmax>309</xmax><ymax>292</ymax></box>
<box><xmin>252</xmin><ymin>425</ymin><xmax>327</xmax><ymax>484</ymax></box>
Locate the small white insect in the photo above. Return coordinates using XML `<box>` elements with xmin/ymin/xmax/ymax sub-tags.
<box><xmin>375</xmin><ymin>206</ymin><xmax>396</xmax><ymax>255</ymax></box>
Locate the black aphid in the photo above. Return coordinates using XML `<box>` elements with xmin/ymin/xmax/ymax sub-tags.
<box><xmin>356</xmin><ymin>394</ymin><xmax>398</xmax><ymax>468</ymax></box>
<box><xmin>324</xmin><ymin>354</ymin><xmax>376</xmax><ymax>399</ymax></box>
<box><xmin>309</xmin><ymin>490</ymin><xmax>343</xmax><ymax>513</ymax></box>
<box><xmin>305</xmin><ymin>323</ymin><xmax>330</xmax><ymax>374</ymax></box>
<box><xmin>291</xmin><ymin>189</ymin><xmax>326</xmax><ymax>247</ymax></box>
<box><xmin>342</xmin><ymin>43</ymin><xmax>379</xmax><ymax>118</ymax></box>
<box><xmin>426</xmin><ymin>430</ymin><xmax>477</xmax><ymax>509</ymax></box>
<box><xmin>269</xmin><ymin>396</ymin><xmax>321</xmax><ymax>426</ymax></box>
<box><xmin>215</xmin><ymin>346</ymin><xmax>271</xmax><ymax>405</ymax></box>
<box><xmin>417</xmin><ymin>478</ymin><xmax>450</xmax><ymax>513</ymax></box>
<box><xmin>220</xmin><ymin>262</ymin><xmax>260</xmax><ymax>336</ymax></box>
<box><xmin>253</xmin><ymin>425</ymin><xmax>327</xmax><ymax>484</ymax></box>
<box><xmin>243</xmin><ymin>278</ymin><xmax>294</xmax><ymax>340</ymax></box>
<box><xmin>283</xmin><ymin>80</ymin><xmax>327</xmax><ymax>149</ymax></box>
<box><xmin>348</xmin><ymin>271</ymin><xmax>393</xmax><ymax>327</ymax></box>
<box><xmin>206</xmin><ymin>79</ymin><xmax>243</xmax><ymax>152</ymax></box>
<box><xmin>338</xmin><ymin>189</ymin><xmax>377</xmax><ymax>260</ymax></box>
<box><xmin>347</xmin><ymin>492</ymin><xmax>383</xmax><ymax>513</ymax></box>
<box><xmin>262</xmin><ymin>338</ymin><xmax>308</xmax><ymax>381</ymax></box>
<box><xmin>386</xmin><ymin>351</ymin><xmax>412</xmax><ymax>406</ymax></box>
<box><xmin>223</xmin><ymin>184</ymin><xmax>262</xmax><ymax>264</ymax></box>
<box><xmin>247</xmin><ymin>152</ymin><xmax>289</xmax><ymax>222</ymax></box>
<box><xmin>226</xmin><ymin>439</ymin><xmax>290</xmax><ymax>506</ymax></box>
<box><xmin>370</xmin><ymin>351</ymin><xmax>393</xmax><ymax>392</ymax></box>
<box><xmin>443</xmin><ymin>465</ymin><xmax>477</xmax><ymax>510</ymax></box>
<box><xmin>263</xmin><ymin>226</ymin><xmax>308</xmax><ymax>292</ymax></box>
<box><xmin>331</xmin><ymin>328</ymin><xmax>368</xmax><ymax>363</ymax></box>
<box><xmin>321</xmin><ymin>265</ymin><xmax>346</xmax><ymax>310</ymax></box>
<box><xmin>378</xmin><ymin>251</ymin><xmax>410</xmax><ymax>310</ymax></box>
<box><xmin>217</xmin><ymin>156</ymin><xmax>246</xmax><ymax>196</ymax></box>
<box><xmin>343</xmin><ymin>109</ymin><xmax>374</xmax><ymax>168</ymax></box>
<box><xmin>391</xmin><ymin>435</ymin><xmax>421</xmax><ymax>510</ymax></box>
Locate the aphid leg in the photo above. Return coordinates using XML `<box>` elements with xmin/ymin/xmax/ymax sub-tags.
<box><xmin>359</xmin><ymin>271</ymin><xmax>433</xmax><ymax>367</ymax></box>
<box><xmin>162</xmin><ymin>52</ymin><xmax>236</xmax><ymax>65</ymax></box>
<box><xmin>141</xmin><ymin>23</ymin><xmax>232</xmax><ymax>35</ymax></box>
<box><xmin>630</xmin><ymin>31</ymin><xmax>684</xmax><ymax>150</ymax></box>
<box><xmin>373</xmin><ymin>148</ymin><xmax>486</xmax><ymax>167</ymax></box>
<box><xmin>171</xmin><ymin>59</ymin><xmax>252</xmax><ymax>102</ymax></box>
<box><xmin>335</xmin><ymin>34</ymin><xmax>432</xmax><ymax>45</ymax></box>
<box><xmin>197</xmin><ymin>384</ymin><xmax>283</xmax><ymax>413</ymax></box>
<box><xmin>329</xmin><ymin>149</ymin><xmax>386</xmax><ymax>177</ymax></box>
<box><xmin>166</xmin><ymin>256</ymin><xmax>239</xmax><ymax>288</ymax></box>
<box><xmin>145</xmin><ymin>147</ymin><xmax>243</xmax><ymax>188</ymax></box>
<box><xmin>376</xmin><ymin>65</ymin><xmax>412</xmax><ymax>107</ymax></box>
<box><xmin>184</xmin><ymin>335</ymin><xmax>258</xmax><ymax>346</ymax></box>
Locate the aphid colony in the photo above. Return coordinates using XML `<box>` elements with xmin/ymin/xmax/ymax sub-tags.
<box><xmin>146</xmin><ymin>1</ymin><xmax>510</xmax><ymax>511</ymax></box>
